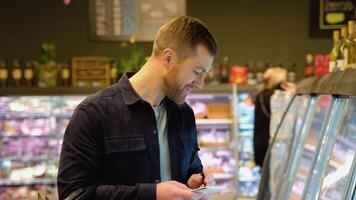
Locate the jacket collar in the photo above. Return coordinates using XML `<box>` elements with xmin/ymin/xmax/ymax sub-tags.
<box><xmin>119</xmin><ymin>72</ymin><xmax>179</xmax><ymax>110</ymax></box>
<box><xmin>119</xmin><ymin>73</ymin><xmax>142</xmax><ymax>105</ymax></box>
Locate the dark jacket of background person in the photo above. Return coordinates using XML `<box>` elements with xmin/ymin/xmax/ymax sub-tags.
<box><xmin>253</xmin><ymin>88</ymin><xmax>274</xmax><ymax>167</ymax></box>
<box><xmin>57</xmin><ymin>74</ymin><xmax>203</xmax><ymax>200</ymax></box>
<box><xmin>253</xmin><ymin>67</ymin><xmax>296</xmax><ymax>168</ymax></box>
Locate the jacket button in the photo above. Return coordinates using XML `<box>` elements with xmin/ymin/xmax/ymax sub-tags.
<box><xmin>153</xmin><ymin>130</ymin><xmax>157</xmax><ymax>134</ymax></box>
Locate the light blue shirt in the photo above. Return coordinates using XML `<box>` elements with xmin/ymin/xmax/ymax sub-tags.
<box><xmin>152</xmin><ymin>103</ymin><xmax>171</xmax><ymax>182</ymax></box>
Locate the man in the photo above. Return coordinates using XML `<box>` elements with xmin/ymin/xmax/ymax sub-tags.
<box><xmin>57</xmin><ymin>16</ymin><xmax>218</xmax><ymax>200</ymax></box>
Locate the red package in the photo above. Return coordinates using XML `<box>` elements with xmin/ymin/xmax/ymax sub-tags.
<box><xmin>229</xmin><ymin>65</ymin><xmax>248</xmax><ymax>84</ymax></box>
<box><xmin>314</xmin><ymin>54</ymin><xmax>329</xmax><ymax>77</ymax></box>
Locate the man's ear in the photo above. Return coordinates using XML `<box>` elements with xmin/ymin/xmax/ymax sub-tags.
<box><xmin>162</xmin><ymin>48</ymin><xmax>177</xmax><ymax>68</ymax></box>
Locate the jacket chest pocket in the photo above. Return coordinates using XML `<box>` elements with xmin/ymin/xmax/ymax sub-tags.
<box><xmin>105</xmin><ymin>135</ymin><xmax>146</xmax><ymax>153</ymax></box>
<box><xmin>104</xmin><ymin>135</ymin><xmax>148</xmax><ymax>183</ymax></box>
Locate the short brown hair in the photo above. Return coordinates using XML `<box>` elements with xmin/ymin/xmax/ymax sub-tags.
<box><xmin>152</xmin><ymin>16</ymin><xmax>218</xmax><ymax>59</ymax></box>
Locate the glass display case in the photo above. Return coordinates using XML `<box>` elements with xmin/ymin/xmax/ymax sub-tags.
<box><xmin>185</xmin><ymin>84</ymin><xmax>259</xmax><ymax>197</ymax></box>
<box><xmin>0</xmin><ymin>95</ymin><xmax>86</xmax><ymax>199</ymax></box>
<box><xmin>267</xmin><ymin>94</ymin><xmax>311</xmax><ymax>200</ymax></box>
<box><xmin>257</xmin><ymin>70</ymin><xmax>356</xmax><ymax>200</ymax></box>
<box><xmin>316</xmin><ymin>97</ymin><xmax>356</xmax><ymax>200</ymax></box>
<box><xmin>289</xmin><ymin>95</ymin><xmax>333</xmax><ymax>200</ymax></box>
<box><xmin>258</xmin><ymin>95</ymin><xmax>356</xmax><ymax>200</ymax></box>
<box><xmin>186</xmin><ymin>93</ymin><xmax>236</xmax><ymax>194</ymax></box>
<box><xmin>0</xmin><ymin>84</ymin><xmax>259</xmax><ymax>199</ymax></box>
<box><xmin>236</xmin><ymin>93</ymin><xmax>259</xmax><ymax>196</ymax></box>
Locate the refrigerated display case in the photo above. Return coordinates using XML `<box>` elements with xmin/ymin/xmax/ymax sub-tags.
<box><xmin>257</xmin><ymin>69</ymin><xmax>356</xmax><ymax>200</ymax></box>
<box><xmin>289</xmin><ymin>95</ymin><xmax>334</xmax><ymax>200</ymax></box>
<box><xmin>317</xmin><ymin>97</ymin><xmax>356</xmax><ymax>200</ymax></box>
<box><xmin>0</xmin><ymin>84</ymin><xmax>259</xmax><ymax>199</ymax></box>
<box><xmin>268</xmin><ymin>94</ymin><xmax>312</xmax><ymax>200</ymax></box>
<box><xmin>236</xmin><ymin>93</ymin><xmax>259</xmax><ymax>196</ymax></box>
<box><xmin>0</xmin><ymin>95</ymin><xmax>86</xmax><ymax>199</ymax></box>
<box><xmin>186</xmin><ymin>92</ymin><xmax>236</xmax><ymax>194</ymax></box>
<box><xmin>186</xmin><ymin>84</ymin><xmax>259</xmax><ymax>197</ymax></box>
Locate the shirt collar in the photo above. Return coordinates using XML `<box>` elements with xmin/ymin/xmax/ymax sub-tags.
<box><xmin>119</xmin><ymin>72</ymin><xmax>142</xmax><ymax>105</ymax></box>
<box><xmin>119</xmin><ymin>72</ymin><xmax>179</xmax><ymax>109</ymax></box>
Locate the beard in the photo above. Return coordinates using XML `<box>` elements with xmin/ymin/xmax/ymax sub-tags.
<box><xmin>163</xmin><ymin>68</ymin><xmax>187</xmax><ymax>105</ymax></box>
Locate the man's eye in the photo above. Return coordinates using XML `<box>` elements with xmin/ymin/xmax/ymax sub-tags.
<box><xmin>193</xmin><ymin>70</ymin><xmax>200</xmax><ymax>75</ymax></box>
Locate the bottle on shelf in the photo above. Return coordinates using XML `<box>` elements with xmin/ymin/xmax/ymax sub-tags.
<box><xmin>207</xmin><ymin>61</ymin><xmax>220</xmax><ymax>85</ymax></box>
<box><xmin>12</xmin><ymin>60</ymin><xmax>23</xmax><ymax>87</ymax></box>
<box><xmin>264</xmin><ymin>60</ymin><xmax>272</xmax><ymax>69</ymax></box>
<box><xmin>329</xmin><ymin>30</ymin><xmax>342</xmax><ymax>72</ymax></box>
<box><xmin>0</xmin><ymin>60</ymin><xmax>8</xmax><ymax>87</ymax></box>
<box><xmin>275</xmin><ymin>60</ymin><xmax>284</xmax><ymax>69</ymax></box>
<box><xmin>338</xmin><ymin>27</ymin><xmax>348</xmax><ymax>71</ymax></box>
<box><xmin>287</xmin><ymin>61</ymin><xmax>297</xmax><ymax>82</ymax></box>
<box><xmin>255</xmin><ymin>61</ymin><xmax>265</xmax><ymax>84</ymax></box>
<box><xmin>31</xmin><ymin>60</ymin><xmax>39</xmax><ymax>87</ymax></box>
<box><xmin>24</xmin><ymin>61</ymin><xmax>34</xmax><ymax>87</ymax></box>
<box><xmin>61</xmin><ymin>61</ymin><xmax>71</xmax><ymax>87</ymax></box>
<box><xmin>220</xmin><ymin>56</ymin><xmax>230</xmax><ymax>83</ymax></box>
<box><xmin>247</xmin><ymin>61</ymin><xmax>257</xmax><ymax>85</ymax></box>
<box><xmin>345</xmin><ymin>20</ymin><xmax>356</xmax><ymax>70</ymax></box>
<box><xmin>110</xmin><ymin>60</ymin><xmax>118</xmax><ymax>85</ymax></box>
<box><xmin>304</xmin><ymin>54</ymin><xmax>314</xmax><ymax>78</ymax></box>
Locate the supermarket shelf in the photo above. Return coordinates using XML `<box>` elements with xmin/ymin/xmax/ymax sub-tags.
<box><xmin>213</xmin><ymin>173</ymin><xmax>234</xmax><ymax>180</ymax></box>
<box><xmin>0</xmin><ymin>84</ymin><xmax>259</xmax><ymax>96</ymax></box>
<box><xmin>1</xmin><ymin>155</ymin><xmax>59</xmax><ymax>162</ymax></box>
<box><xmin>0</xmin><ymin>179</ymin><xmax>56</xmax><ymax>186</ymax></box>
<box><xmin>0</xmin><ymin>113</ymin><xmax>51</xmax><ymax>119</ymax></box>
<box><xmin>0</xmin><ymin>134</ymin><xmax>63</xmax><ymax>139</ymax></box>
<box><xmin>1</xmin><ymin>113</ymin><xmax>73</xmax><ymax>119</ymax></box>
<box><xmin>235</xmin><ymin>84</ymin><xmax>261</xmax><ymax>93</ymax></box>
<box><xmin>196</xmin><ymin>119</ymin><xmax>234</xmax><ymax>125</ymax></box>
<box><xmin>297</xmin><ymin>69</ymin><xmax>356</xmax><ymax>96</ymax></box>
<box><xmin>0</xmin><ymin>87</ymin><xmax>102</xmax><ymax>96</ymax></box>
<box><xmin>200</xmin><ymin>146</ymin><xmax>230</xmax><ymax>151</ymax></box>
<box><xmin>238</xmin><ymin>123</ymin><xmax>254</xmax><ymax>130</ymax></box>
<box><xmin>193</xmin><ymin>84</ymin><xmax>233</xmax><ymax>94</ymax></box>
<box><xmin>193</xmin><ymin>84</ymin><xmax>259</xmax><ymax>94</ymax></box>
<box><xmin>239</xmin><ymin>176</ymin><xmax>259</xmax><ymax>182</ymax></box>
<box><xmin>53</xmin><ymin>113</ymin><xmax>74</xmax><ymax>118</ymax></box>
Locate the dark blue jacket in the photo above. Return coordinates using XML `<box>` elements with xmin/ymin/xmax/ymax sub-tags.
<box><xmin>57</xmin><ymin>74</ymin><xmax>203</xmax><ymax>200</ymax></box>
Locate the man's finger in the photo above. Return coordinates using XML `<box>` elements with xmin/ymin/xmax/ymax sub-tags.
<box><xmin>176</xmin><ymin>188</ymin><xmax>195</xmax><ymax>200</ymax></box>
<box><xmin>171</xmin><ymin>181</ymin><xmax>190</xmax><ymax>190</ymax></box>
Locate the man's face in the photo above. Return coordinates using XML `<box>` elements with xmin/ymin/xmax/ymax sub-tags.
<box><xmin>163</xmin><ymin>45</ymin><xmax>214</xmax><ymax>104</ymax></box>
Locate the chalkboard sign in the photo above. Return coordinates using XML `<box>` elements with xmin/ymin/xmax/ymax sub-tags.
<box><xmin>88</xmin><ymin>0</ymin><xmax>186</xmax><ymax>41</ymax></box>
<box><xmin>310</xmin><ymin>0</ymin><xmax>355</xmax><ymax>37</ymax></box>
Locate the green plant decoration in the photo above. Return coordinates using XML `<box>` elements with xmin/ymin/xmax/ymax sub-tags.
<box><xmin>38</xmin><ymin>43</ymin><xmax>59</xmax><ymax>87</ymax></box>
<box><xmin>119</xmin><ymin>36</ymin><xmax>147</xmax><ymax>72</ymax></box>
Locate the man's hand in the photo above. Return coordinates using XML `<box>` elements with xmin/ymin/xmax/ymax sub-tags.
<box><xmin>157</xmin><ymin>181</ymin><xmax>203</xmax><ymax>200</ymax></box>
<box><xmin>187</xmin><ymin>173</ymin><xmax>216</xmax><ymax>200</ymax></box>
<box><xmin>187</xmin><ymin>173</ymin><xmax>215</xmax><ymax>189</ymax></box>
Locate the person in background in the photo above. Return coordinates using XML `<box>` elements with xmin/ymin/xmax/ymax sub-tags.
<box><xmin>253</xmin><ymin>67</ymin><xmax>296</xmax><ymax>168</ymax></box>
<box><xmin>57</xmin><ymin>16</ymin><xmax>218</xmax><ymax>200</ymax></box>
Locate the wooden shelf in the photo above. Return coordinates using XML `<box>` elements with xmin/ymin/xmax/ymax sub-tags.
<box><xmin>0</xmin><ymin>84</ymin><xmax>259</xmax><ymax>96</ymax></box>
<box><xmin>0</xmin><ymin>87</ymin><xmax>103</xmax><ymax>96</ymax></box>
<box><xmin>196</xmin><ymin>118</ymin><xmax>234</xmax><ymax>125</ymax></box>
<box><xmin>0</xmin><ymin>179</ymin><xmax>56</xmax><ymax>186</ymax></box>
